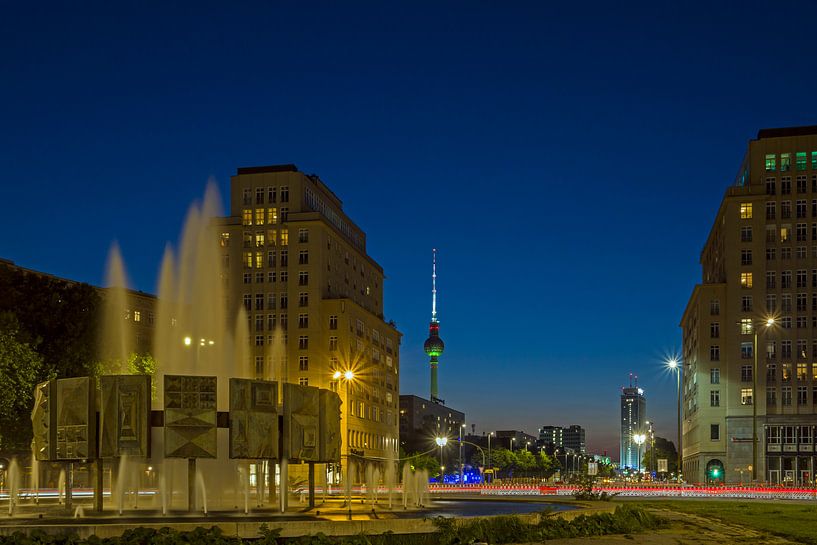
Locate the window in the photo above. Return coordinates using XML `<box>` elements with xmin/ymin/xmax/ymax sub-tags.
<box><xmin>298</xmin><ymin>336</ymin><xmax>308</xmax><ymax>350</ymax></box>
<box><xmin>781</xmin><ymin>225</ymin><xmax>791</xmax><ymax>242</ymax></box>
<box><xmin>329</xmin><ymin>315</ymin><xmax>338</xmax><ymax>329</ymax></box>
<box><xmin>711</xmin><ymin>424</ymin><xmax>720</xmax><ymax>440</ymax></box>
<box><xmin>766</xmin><ymin>154</ymin><xmax>776</xmax><ymax>172</ymax></box>
<box><xmin>782</xmin><ymin>341</ymin><xmax>792</xmax><ymax>360</ymax></box>
<box><xmin>766</xmin><ymin>201</ymin><xmax>776</xmax><ymax>219</ymax></box>
<box><xmin>783</xmin><ymin>362</ymin><xmax>792</xmax><ymax>381</ymax></box>
<box><xmin>766</xmin><ymin>271</ymin><xmax>776</xmax><ymax>289</ymax></box>
<box><xmin>798</xmin><ymin>199</ymin><xmax>807</xmax><ymax>218</ymax></box>
<box><xmin>280</xmin><ymin>313</ymin><xmax>288</xmax><ymax>329</ymax></box>
<box><xmin>243</xmin><ymin>294</ymin><xmax>251</xmax><ymax>312</ymax></box>
<box><xmin>767</xmin><ymin>225</ymin><xmax>777</xmax><ymax>243</ymax></box>
<box><xmin>710</xmin><ymin>367</ymin><xmax>720</xmax><ymax>384</ymax></box>
<box><xmin>797</xmin><ymin>362</ymin><xmax>807</xmax><ymax>379</ymax></box>
<box><xmin>281</xmin><ymin>186</ymin><xmax>289</xmax><ymax>202</ymax></box>
<box><xmin>280</xmin><ymin>250</ymin><xmax>288</xmax><ymax>267</ymax></box>
<box><xmin>740</xmin><ymin>318</ymin><xmax>753</xmax><ymax>335</ymax></box>
<box><xmin>299</xmin><ymin>250</ymin><xmax>308</xmax><ymax>264</ymax></box>
<box><xmin>220</xmin><ymin>232</ymin><xmax>230</xmax><ymax>248</ymax></box>
<box><xmin>298</xmin><ymin>313</ymin><xmax>308</xmax><ymax>328</ymax></box>
<box><xmin>710</xmin><ymin>390</ymin><xmax>720</xmax><ymax>407</ymax></box>
<box><xmin>741</xmin><ymin>249</ymin><xmax>752</xmax><ymax>266</ymax></box>
<box><xmin>254</xmin><ymin>251</ymin><xmax>263</xmax><ymax>269</ymax></box>
<box><xmin>280</xmin><ymin>293</ymin><xmax>288</xmax><ymax>310</ymax></box>
<box><xmin>798</xmin><ymin>386</ymin><xmax>808</xmax><ymax>405</ymax></box>
<box><xmin>281</xmin><ymin>207</ymin><xmax>288</xmax><ymax>222</ymax></box>
<box><xmin>268</xmin><ymin>186</ymin><xmax>277</xmax><ymax>203</ymax></box>
<box><xmin>299</xmin><ymin>271</ymin><xmax>309</xmax><ymax>286</ymax></box>
<box><xmin>782</xmin><ymin>316</ymin><xmax>792</xmax><ymax>329</ymax></box>
<box><xmin>782</xmin><ymin>153</ymin><xmax>792</xmax><ymax>172</ymax></box>
<box><xmin>298</xmin><ymin>292</ymin><xmax>308</xmax><ymax>307</ymax></box>
<box><xmin>797</xmin><ymin>152</ymin><xmax>808</xmax><ymax>171</ymax></box>
<box><xmin>782</xmin><ymin>201</ymin><xmax>792</xmax><ymax>219</ymax></box>
<box><xmin>280</xmin><ymin>270</ymin><xmax>288</xmax><ymax>283</ymax></box>
<box><xmin>710</xmin><ymin>322</ymin><xmax>720</xmax><ymax>338</ymax></box>
<box><xmin>741</xmin><ymin>226</ymin><xmax>753</xmax><ymax>242</ymax></box>
<box><xmin>255</xmin><ymin>293</ymin><xmax>264</xmax><ymax>310</ymax></box>
<box><xmin>798</xmin><ymin>223</ymin><xmax>808</xmax><ymax>241</ymax></box>
<box><xmin>329</xmin><ymin>336</ymin><xmax>338</xmax><ymax>351</ymax></box>
<box><xmin>267</xmin><ymin>207</ymin><xmax>278</xmax><ymax>225</ymax></box>
<box><xmin>256</xmin><ymin>187</ymin><xmax>264</xmax><ymax>204</ymax></box>
<box><xmin>767</xmin><ymin>363</ymin><xmax>777</xmax><ymax>381</ymax></box>
<box><xmin>741</xmin><ymin>388</ymin><xmax>753</xmax><ymax>405</ymax></box>
<box><xmin>767</xmin><ymin>294</ymin><xmax>777</xmax><ymax>313</ymax></box>
<box><xmin>767</xmin><ymin>387</ymin><xmax>777</xmax><ymax>406</ymax></box>
<box><xmin>298</xmin><ymin>228</ymin><xmax>308</xmax><ymax>243</ymax></box>
<box><xmin>741</xmin><ymin>365</ymin><xmax>753</xmax><ymax>382</ymax></box>
<box><xmin>710</xmin><ymin>346</ymin><xmax>720</xmax><ymax>361</ymax></box>
<box><xmin>243</xmin><ymin>209</ymin><xmax>253</xmax><ymax>226</ymax></box>
<box><xmin>798</xmin><ymin>246</ymin><xmax>807</xmax><ymax>259</ymax></box>
<box><xmin>280</xmin><ymin>230</ymin><xmax>288</xmax><ymax>246</ymax></box>
<box><xmin>255</xmin><ymin>335</ymin><xmax>264</xmax><ymax>346</ymax></box>
<box><xmin>741</xmin><ymin>341</ymin><xmax>753</xmax><ymax>359</ymax></box>
<box><xmin>765</xmin><ymin>340</ymin><xmax>777</xmax><ymax>362</ymax></box>
<box><xmin>299</xmin><ymin>356</ymin><xmax>308</xmax><ymax>371</ymax></box>
<box><xmin>798</xmin><ymin>293</ymin><xmax>807</xmax><ymax>312</ymax></box>
<box><xmin>710</xmin><ymin>299</ymin><xmax>720</xmax><ymax>315</ymax></box>
<box><xmin>783</xmin><ymin>387</ymin><xmax>792</xmax><ymax>406</ymax></box>
<box><xmin>299</xmin><ymin>377</ymin><xmax>308</xmax><ymax>386</ymax></box>
<box><xmin>782</xmin><ymin>270</ymin><xmax>792</xmax><ymax>288</ymax></box>
<box><xmin>740</xmin><ymin>272</ymin><xmax>753</xmax><ymax>288</ymax></box>
<box><xmin>267</xmin><ymin>314</ymin><xmax>276</xmax><ymax>330</ymax></box>
<box><xmin>254</xmin><ymin>208</ymin><xmax>264</xmax><ymax>226</ymax></box>
<box><xmin>782</xmin><ymin>246</ymin><xmax>792</xmax><ymax>260</ymax></box>
<box><xmin>798</xmin><ymin>269</ymin><xmax>807</xmax><ymax>288</ymax></box>
<box><xmin>740</xmin><ymin>202</ymin><xmax>753</xmax><ymax>218</ymax></box>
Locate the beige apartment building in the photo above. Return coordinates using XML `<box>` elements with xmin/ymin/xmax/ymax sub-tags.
<box><xmin>682</xmin><ymin>126</ymin><xmax>817</xmax><ymax>484</ymax></box>
<box><xmin>217</xmin><ymin>164</ymin><xmax>401</xmax><ymax>473</ymax></box>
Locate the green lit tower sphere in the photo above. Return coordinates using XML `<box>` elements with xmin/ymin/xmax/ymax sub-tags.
<box><xmin>424</xmin><ymin>322</ymin><xmax>445</xmax><ymax>357</ymax></box>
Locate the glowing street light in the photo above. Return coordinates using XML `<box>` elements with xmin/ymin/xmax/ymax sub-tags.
<box><xmin>435</xmin><ymin>436</ymin><xmax>448</xmax><ymax>480</ymax></box>
<box><xmin>333</xmin><ymin>369</ymin><xmax>356</xmax><ymax>494</ymax></box>
<box><xmin>633</xmin><ymin>433</ymin><xmax>646</xmax><ymax>474</ymax></box>
<box><xmin>749</xmin><ymin>317</ymin><xmax>775</xmax><ymax>482</ymax></box>
<box><xmin>183</xmin><ymin>336</ymin><xmax>192</xmax><ymax>346</ymax></box>
<box><xmin>666</xmin><ymin>357</ymin><xmax>682</xmax><ymax>482</ymax></box>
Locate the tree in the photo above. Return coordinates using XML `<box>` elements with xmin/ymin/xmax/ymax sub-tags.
<box><xmin>536</xmin><ymin>450</ymin><xmax>560</xmax><ymax>478</ymax></box>
<box><xmin>515</xmin><ymin>449</ymin><xmax>537</xmax><ymax>475</ymax></box>
<box><xmin>404</xmin><ymin>451</ymin><xmax>440</xmax><ymax>479</ymax></box>
<box><xmin>0</xmin><ymin>313</ymin><xmax>46</xmax><ymax>453</ymax></box>
<box><xmin>641</xmin><ymin>436</ymin><xmax>679</xmax><ymax>474</ymax></box>
<box><xmin>490</xmin><ymin>448</ymin><xmax>517</xmax><ymax>477</ymax></box>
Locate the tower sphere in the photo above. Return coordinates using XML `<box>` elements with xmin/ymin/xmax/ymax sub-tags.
<box><xmin>424</xmin><ymin>335</ymin><xmax>445</xmax><ymax>357</ymax></box>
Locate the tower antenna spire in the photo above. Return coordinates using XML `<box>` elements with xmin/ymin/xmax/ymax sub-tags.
<box><xmin>432</xmin><ymin>248</ymin><xmax>438</xmax><ymax>323</ymax></box>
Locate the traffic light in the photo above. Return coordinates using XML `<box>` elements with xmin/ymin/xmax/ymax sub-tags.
<box><xmin>708</xmin><ymin>465</ymin><xmax>722</xmax><ymax>481</ymax></box>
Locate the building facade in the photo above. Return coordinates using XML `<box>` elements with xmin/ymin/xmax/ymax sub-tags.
<box><xmin>620</xmin><ymin>385</ymin><xmax>646</xmax><ymax>470</ymax></box>
<box><xmin>563</xmin><ymin>425</ymin><xmax>586</xmax><ymax>454</ymax></box>
<box><xmin>218</xmin><ymin>164</ymin><xmax>402</xmax><ymax>469</ymax></box>
<box><xmin>681</xmin><ymin>126</ymin><xmax>817</xmax><ymax>484</ymax></box>
<box><xmin>399</xmin><ymin>394</ymin><xmax>464</xmax><ymax>457</ymax></box>
<box><xmin>538</xmin><ymin>426</ymin><xmax>564</xmax><ymax>451</ymax></box>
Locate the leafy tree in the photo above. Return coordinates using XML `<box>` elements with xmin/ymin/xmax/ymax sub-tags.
<box><xmin>515</xmin><ymin>449</ymin><xmax>537</xmax><ymax>475</ymax></box>
<box><xmin>404</xmin><ymin>451</ymin><xmax>440</xmax><ymax>479</ymax></box>
<box><xmin>490</xmin><ymin>448</ymin><xmax>517</xmax><ymax>477</ymax></box>
<box><xmin>92</xmin><ymin>352</ymin><xmax>158</xmax><ymax>397</ymax></box>
<box><xmin>0</xmin><ymin>266</ymin><xmax>101</xmax><ymax>378</ymax></box>
<box><xmin>0</xmin><ymin>313</ymin><xmax>47</xmax><ymax>452</ymax></box>
<box><xmin>641</xmin><ymin>436</ymin><xmax>679</xmax><ymax>474</ymax></box>
<box><xmin>536</xmin><ymin>450</ymin><xmax>560</xmax><ymax>478</ymax></box>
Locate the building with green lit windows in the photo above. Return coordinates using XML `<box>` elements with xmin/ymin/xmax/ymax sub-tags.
<box><xmin>681</xmin><ymin>126</ymin><xmax>817</xmax><ymax>484</ymax></box>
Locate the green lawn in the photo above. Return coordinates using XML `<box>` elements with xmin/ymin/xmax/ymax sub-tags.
<box><xmin>633</xmin><ymin>500</ymin><xmax>817</xmax><ymax>544</ymax></box>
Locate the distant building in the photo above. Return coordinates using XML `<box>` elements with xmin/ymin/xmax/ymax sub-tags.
<box><xmin>538</xmin><ymin>426</ymin><xmax>564</xmax><ymax>451</ymax></box>
<box><xmin>399</xmin><ymin>394</ymin><xmax>464</xmax><ymax>457</ymax></box>
<box><xmin>620</xmin><ymin>378</ymin><xmax>647</xmax><ymax>470</ymax></box>
<box><xmin>563</xmin><ymin>425</ymin><xmax>586</xmax><ymax>454</ymax></box>
<box><xmin>494</xmin><ymin>430</ymin><xmax>537</xmax><ymax>451</ymax></box>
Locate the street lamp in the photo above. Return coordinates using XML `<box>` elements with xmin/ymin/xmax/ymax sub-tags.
<box><xmin>633</xmin><ymin>433</ymin><xmax>646</xmax><ymax>475</ymax></box>
<box><xmin>435</xmin><ymin>436</ymin><xmax>448</xmax><ymax>482</ymax></box>
<box><xmin>458</xmin><ymin>423</ymin><xmax>466</xmax><ymax>484</ymax></box>
<box><xmin>525</xmin><ymin>441</ymin><xmax>531</xmax><ymax>452</ymax></box>
<box><xmin>333</xmin><ymin>370</ymin><xmax>356</xmax><ymax>492</ymax></box>
<box><xmin>750</xmin><ymin>317</ymin><xmax>775</xmax><ymax>482</ymax></box>
<box><xmin>510</xmin><ymin>437</ymin><xmax>516</xmax><ymax>451</ymax></box>
<box><xmin>487</xmin><ymin>432</ymin><xmax>494</xmax><ymax>483</ymax></box>
<box><xmin>666</xmin><ymin>357</ymin><xmax>682</xmax><ymax>482</ymax></box>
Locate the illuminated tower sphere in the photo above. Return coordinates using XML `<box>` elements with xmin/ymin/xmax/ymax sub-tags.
<box><xmin>424</xmin><ymin>249</ymin><xmax>445</xmax><ymax>402</ymax></box>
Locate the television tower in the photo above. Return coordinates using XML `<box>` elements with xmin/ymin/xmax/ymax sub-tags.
<box><xmin>424</xmin><ymin>248</ymin><xmax>445</xmax><ymax>403</ymax></box>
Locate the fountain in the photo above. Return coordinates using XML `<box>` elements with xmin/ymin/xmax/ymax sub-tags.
<box><xmin>57</xmin><ymin>469</ymin><xmax>66</xmax><ymax>506</ymax></box>
<box><xmin>6</xmin><ymin>459</ymin><xmax>20</xmax><ymax>516</ymax></box>
<box><xmin>195</xmin><ymin>469</ymin><xmax>208</xmax><ymax>515</ymax></box>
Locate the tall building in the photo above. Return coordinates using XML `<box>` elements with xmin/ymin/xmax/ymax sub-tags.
<box><xmin>398</xmin><ymin>394</ymin><xmax>464</xmax><ymax>456</ymax></box>
<box><xmin>620</xmin><ymin>377</ymin><xmax>646</xmax><ymax>470</ymax></box>
<box><xmin>681</xmin><ymin>126</ymin><xmax>817</xmax><ymax>484</ymax></box>
<box><xmin>423</xmin><ymin>249</ymin><xmax>445</xmax><ymax>403</ymax></box>
<box><xmin>563</xmin><ymin>425</ymin><xmax>586</xmax><ymax>454</ymax></box>
<box><xmin>218</xmin><ymin>164</ymin><xmax>402</xmax><ymax>470</ymax></box>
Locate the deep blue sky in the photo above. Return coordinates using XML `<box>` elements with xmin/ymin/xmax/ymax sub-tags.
<box><xmin>2</xmin><ymin>1</ymin><xmax>816</xmax><ymax>458</ymax></box>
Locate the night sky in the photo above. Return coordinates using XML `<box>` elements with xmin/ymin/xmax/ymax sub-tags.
<box><xmin>2</xmin><ymin>1</ymin><xmax>817</xmax><ymax>458</ymax></box>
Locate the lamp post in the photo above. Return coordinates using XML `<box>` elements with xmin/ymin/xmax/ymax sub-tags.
<box><xmin>511</xmin><ymin>437</ymin><xmax>516</xmax><ymax>452</ymax></box>
<box><xmin>459</xmin><ymin>423</ymin><xmax>465</xmax><ymax>484</ymax></box>
<box><xmin>633</xmin><ymin>434</ymin><xmax>646</xmax><ymax>476</ymax></box>
<box><xmin>666</xmin><ymin>358</ymin><xmax>682</xmax><ymax>482</ymax></box>
<box><xmin>333</xmin><ymin>370</ymin><xmax>355</xmax><ymax>498</ymax></box>
<box><xmin>487</xmin><ymin>432</ymin><xmax>494</xmax><ymax>483</ymax></box>
<box><xmin>751</xmin><ymin>318</ymin><xmax>775</xmax><ymax>482</ymax></box>
<box><xmin>435</xmin><ymin>436</ymin><xmax>448</xmax><ymax>483</ymax></box>
<box><xmin>525</xmin><ymin>441</ymin><xmax>531</xmax><ymax>452</ymax></box>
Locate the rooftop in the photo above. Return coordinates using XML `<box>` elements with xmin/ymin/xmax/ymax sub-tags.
<box><xmin>756</xmin><ymin>125</ymin><xmax>817</xmax><ymax>139</ymax></box>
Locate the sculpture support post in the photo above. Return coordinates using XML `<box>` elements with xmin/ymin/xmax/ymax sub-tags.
<box><xmin>308</xmin><ymin>462</ymin><xmax>315</xmax><ymax>508</ymax></box>
<box><xmin>188</xmin><ymin>459</ymin><xmax>196</xmax><ymax>512</ymax></box>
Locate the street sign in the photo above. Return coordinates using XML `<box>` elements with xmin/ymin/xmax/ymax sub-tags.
<box><xmin>587</xmin><ymin>462</ymin><xmax>598</xmax><ymax>475</ymax></box>
<box><xmin>658</xmin><ymin>458</ymin><xmax>668</xmax><ymax>472</ymax></box>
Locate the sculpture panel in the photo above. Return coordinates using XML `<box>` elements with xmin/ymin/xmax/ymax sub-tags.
<box><xmin>282</xmin><ymin>383</ymin><xmax>320</xmax><ymax>461</ymax></box>
<box><xmin>164</xmin><ymin>375</ymin><xmax>217</xmax><ymax>458</ymax></box>
<box><xmin>318</xmin><ymin>389</ymin><xmax>342</xmax><ymax>462</ymax></box>
<box><xmin>31</xmin><ymin>380</ymin><xmax>56</xmax><ymax>461</ymax></box>
<box><xmin>229</xmin><ymin>378</ymin><xmax>278</xmax><ymax>459</ymax></box>
<box><xmin>100</xmin><ymin>375</ymin><xmax>151</xmax><ymax>458</ymax></box>
<box><xmin>55</xmin><ymin>377</ymin><xmax>96</xmax><ymax>460</ymax></box>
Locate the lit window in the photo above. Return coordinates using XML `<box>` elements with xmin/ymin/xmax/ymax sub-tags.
<box><xmin>243</xmin><ymin>252</ymin><xmax>253</xmax><ymax>268</ymax></box>
<box><xmin>812</xmin><ymin>151</ymin><xmax>817</xmax><ymax>170</ymax></box>
<box><xmin>133</xmin><ymin>310</ymin><xmax>141</xmax><ymax>323</ymax></box>
<box><xmin>220</xmin><ymin>232</ymin><xmax>230</xmax><ymax>247</ymax></box>
<box><xmin>797</xmin><ymin>152</ymin><xmax>808</xmax><ymax>171</ymax></box>
<box><xmin>267</xmin><ymin>208</ymin><xmax>278</xmax><ymax>225</ymax></box>
<box><xmin>281</xmin><ymin>229</ymin><xmax>289</xmax><ymax>246</ymax></box>
<box><xmin>765</xmin><ymin>154</ymin><xmax>776</xmax><ymax>171</ymax></box>
<box><xmin>740</xmin><ymin>388</ymin><xmax>753</xmax><ymax>405</ymax></box>
<box><xmin>255</xmin><ymin>208</ymin><xmax>265</xmax><ymax>226</ymax></box>
<box><xmin>255</xmin><ymin>233</ymin><xmax>265</xmax><ymax>247</ymax></box>
<box><xmin>243</xmin><ymin>209</ymin><xmax>252</xmax><ymax>226</ymax></box>
<box><xmin>740</xmin><ymin>203</ymin><xmax>753</xmax><ymax>218</ymax></box>
<box><xmin>740</xmin><ymin>318</ymin><xmax>753</xmax><ymax>335</ymax></box>
<box><xmin>740</xmin><ymin>272</ymin><xmax>753</xmax><ymax>288</ymax></box>
<box><xmin>255</xmin><ymin>251</ymin><xmax>263</xmax><ymax>269</ymax></box>
<box><xmin>781</xmin><ymin>153</ymin><xmax>791</xmax><ymax>171</ymax></box>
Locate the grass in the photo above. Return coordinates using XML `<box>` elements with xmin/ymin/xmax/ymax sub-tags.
<box><xmin>633</xmin><ymin>500</ymin><xmax>817</xmax><ymax>544</ymax></box>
